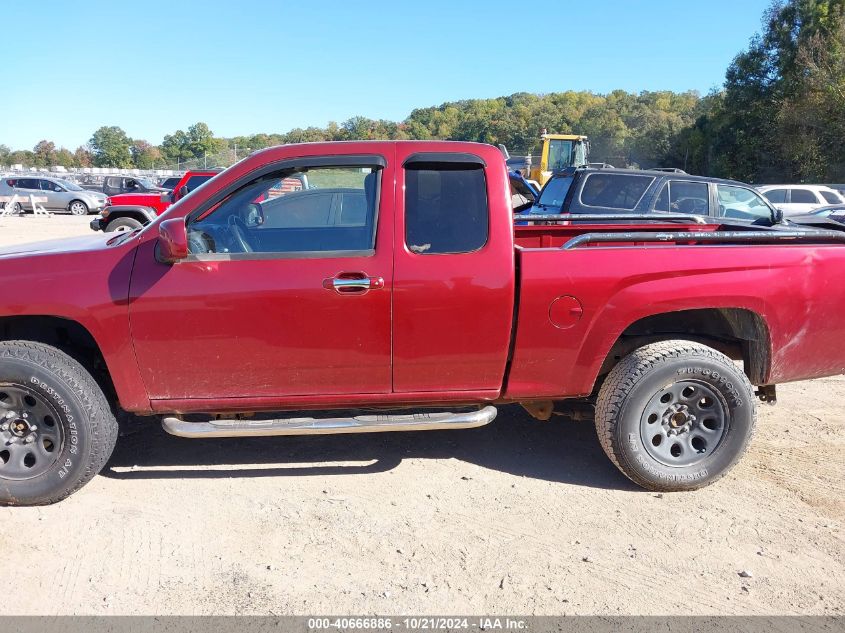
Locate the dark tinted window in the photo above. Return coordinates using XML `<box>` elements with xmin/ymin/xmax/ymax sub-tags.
<box><xmin>40</xmin><ymin>179</ymin><xmax>60</xmax><ymax>191</ymax></box>
<box><xmin>16</xmin><ymin>178</ymin><xmax>39</xmax><ymax>189</ymax></box>
<box><xmin>580</xmin><ymin>173</ymin><xmax>653</xmax><ymax>210</ymax></box>
<box><xmin>653</xmin><ymin>180</ymin><xmax>709</xmax><ymax>215</ymax></box>
<box><xmin>763</xmin><ymin>189</ymin><xmax>787</xmax><ymax>203</ymax></box>
<box><xmin>405</xmin><ymin>163</ymin><xmax>488</xmax><ymax>255</ymax></box>
<box><xmin>185</xmin><ymin>175</ymin><xmax>213</xmax><ymax>192</ymax></box>
<box><xmin>791</xmin><ymin>189</ymin><xmax>817</xmax><ymax>203</ymax></box>
<box><xmin>821</xmin><ymin>190</ymin><xmax>841</xmax><ymax>204</ymax></box>
<box><xmin>188</xmin><ymin>166</ymin><xmax>379</xmax><ymax>255</ymax></box>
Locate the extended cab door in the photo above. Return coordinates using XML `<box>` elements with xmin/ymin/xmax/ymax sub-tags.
<box><xmin>128</xmin><ymin>154</ymin><xmax>393</xmax><ymax>402</ymax></box>
<box><xmin>391</xmin><ymin>147</ymin><xmax>515</xmax><ymax>393</ymax></box>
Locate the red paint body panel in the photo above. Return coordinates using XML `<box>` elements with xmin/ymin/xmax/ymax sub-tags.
<box><xmin>391</xmin><ymin>143</ymin><xmax>515</xmax><ymax>392</ymax></box>
<box><xmin>504</xmin><ymin>242</ymin><xmax>845</xmax><ymax>398</ymax></box>
<box><xmin>1</xmin><ymin>141</ymin><xmax>845</xmax><ymax>416</ymax></box>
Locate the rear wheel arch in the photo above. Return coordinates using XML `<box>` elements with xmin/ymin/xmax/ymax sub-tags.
<box><xmin>593</xmin><ymin>308</ymin><xmax>772</xmax><ymax>392</ymax></box>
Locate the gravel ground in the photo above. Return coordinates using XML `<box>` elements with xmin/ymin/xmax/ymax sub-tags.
<box><xmin>0</xmin><ymin>215</ymin><xmax>842</xmax><ymax>616</ymax></box>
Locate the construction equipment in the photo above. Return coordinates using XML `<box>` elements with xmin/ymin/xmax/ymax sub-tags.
<box><xmin>502</xmin><ymin>132</ymin><xmax>590</xmax><ymax>188</ymax></box>
<box><xmin>530</xmin><ymin>132</ymin><xmax>589</xmax><ymax>186</ymax></box>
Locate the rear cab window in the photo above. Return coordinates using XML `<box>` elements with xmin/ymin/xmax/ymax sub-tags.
<box><xmin>579</xmin><ymin>173</ymin><xmax>654</xmax><ymax>211</ymax></box>
<box><xmin>404</xmin><ymin>158</ymin><xmax>488</xmax><ymax>255</ymax></box>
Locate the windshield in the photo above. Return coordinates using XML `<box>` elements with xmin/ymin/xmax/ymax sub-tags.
<box><xmin>136</xmin><ymin>178</ymin><xmax>157</xmax><ymax>189</ymax></box>
<box><xmin>535</xmin><ymin>175</ymin><xmax>574</xmax><ymax>211</ymax></box>
<box><xmin>547</xmin><ymin>140</ymin><xmax>575</xmax><ymax>172</ymax></box>
<box><xmin>57</xmin><ymin>179</ymin><xmax>83</xmax><ymax>191</ymax></box>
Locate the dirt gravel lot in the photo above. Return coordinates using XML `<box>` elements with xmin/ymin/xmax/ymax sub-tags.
<box><xmin>0</xmin><ymin>215</ymin><xmax>843</xmax><ymax>616</ymax></box>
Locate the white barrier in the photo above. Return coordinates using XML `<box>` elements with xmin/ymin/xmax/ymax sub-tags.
<box><xmin>0</xmin><ymin>195</ymin><xmax>50</xmax><ymax>217</ymax></box>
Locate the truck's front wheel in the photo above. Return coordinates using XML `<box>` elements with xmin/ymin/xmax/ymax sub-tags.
<box><xmin>595</xmin><ymin>340</ymin><xmax>756</xmax><ymax>491</ymax></box>
<box><xmin>0</xmin><ymin>341</ymin><xmax>118</xmax><ymax>505</ymax></box>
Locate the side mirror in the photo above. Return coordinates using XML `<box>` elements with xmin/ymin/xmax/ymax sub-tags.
<box><xmin>772</xmin><ymin>207</ymin><xmax>784</xmax><ymax>224</ymax></box>
<box><xmin>175</xmin><ymin>185</ymin><xmax>190</xmax><ymax>200</ymax></box>
<box><xmin>160</xmin><ymin>191</ymin><xmax>172</xmax><ymax>204</ymax></box>
<box><xmin>157</xmin><ymin>218</ymin><xmax>189</xmax><ymax>263</ymax></box>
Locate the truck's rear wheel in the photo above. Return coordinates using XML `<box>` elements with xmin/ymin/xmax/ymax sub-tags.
<box><xmin>0</xmin><ymin>341</ymin><xmax>118</xmax><ymax>505</ymax></box>
<box><xmin>105</xmin><ymin>216</ymin><xmax>143</xmax><ymax>232</ymax></box>
<box><xmin>595</xmin><ymin>340</ymin><xmax>756</xmax><ymax>491</ymax></box>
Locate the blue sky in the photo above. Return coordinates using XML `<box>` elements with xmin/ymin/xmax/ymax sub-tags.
<box><xmin>1</xmin><ymin>0</ymin><xmax>771</xmax><ymax>150</ymax></box>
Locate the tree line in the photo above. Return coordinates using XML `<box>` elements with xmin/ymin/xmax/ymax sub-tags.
<box><xmin>2</xmin><ymin>0</ymin><xmax>843</xmax><ymax>183</ymax></box>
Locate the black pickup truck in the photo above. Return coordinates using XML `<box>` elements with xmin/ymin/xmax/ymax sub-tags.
<box><xmin>525</xmin><ymin>168</ymin><xmax>782</xmax><ymax>225</ymax></box>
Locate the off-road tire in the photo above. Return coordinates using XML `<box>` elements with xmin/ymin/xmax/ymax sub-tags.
<box><xmin>595</xmin><ymin>340</ymin><xmax>756</xmax><ymax>492</ymax></box>
<box><xmin>0</xmin><ymin>341</ymin><xmax>118</xmax><ymax>505</ymax></box>
<box><xmin>105</xmin><ymin>216</ymin><xmax>144</xmax><ymax>232</ymax></box>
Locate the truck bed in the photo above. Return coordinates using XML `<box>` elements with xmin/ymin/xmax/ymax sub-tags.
<box><xmin>506</xmin><ymin>220</ymin><xmax>845</xmax><ymax>399</ymax></box>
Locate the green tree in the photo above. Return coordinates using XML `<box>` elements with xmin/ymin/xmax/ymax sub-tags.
<box><xmin>74</xmin><ymin>146</ymin><xmax>93</xmax><ymax>167</ymax></box>
<box><xmin>89</xmin><ymin>126</ymin><xmax>133</xmax><ymax>168</ymax></box>
<box><xmin>32</xmin><ymin>140</ymin><xmax>56</xmax><ymax>166</ymax></box>
<box><xmin>53</xmin><ymin>148</ymin><xmax>75</xmax><ymax>167</ymax></box>
<box><xmin>131</xmin><ymin>140</ymin><xmax>163</xmax><ymax>169</ymax></box>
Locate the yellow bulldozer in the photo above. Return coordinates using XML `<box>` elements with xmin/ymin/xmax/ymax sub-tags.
<box><xmin>503</xmin><ymin>131</ymin><xmax>590</xmax><ymax>188</ymax></box>
<box><xmin>530</xmin><ymin>132</ymin><xmax>589</xmax><ymax>186</ymax></box>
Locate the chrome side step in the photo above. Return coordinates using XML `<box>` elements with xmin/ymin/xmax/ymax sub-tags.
<box><xmin>161</xmin><ymin>406</ymin><xmax>498</xmax><ymax>439</ymax></box>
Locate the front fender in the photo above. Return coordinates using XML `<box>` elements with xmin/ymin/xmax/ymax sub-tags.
<box><xmin>104</xmin><ymin>205</ymin><xmax>158</xmax><ymax>223</ymax></box>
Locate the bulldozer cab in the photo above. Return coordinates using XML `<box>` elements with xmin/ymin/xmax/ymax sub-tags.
<box><xmin>532</xmin><ymin>134</ymin><xmax>589</xmax><ymax>186</ymax></box>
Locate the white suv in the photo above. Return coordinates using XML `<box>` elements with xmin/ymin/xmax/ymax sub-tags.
<box><xmin>758</xmin><ymin>184</ymin><xmax>845</xmax><ymax>216</ymax></box>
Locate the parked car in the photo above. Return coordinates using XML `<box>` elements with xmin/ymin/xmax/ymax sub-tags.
<box><xmin>102</xmin><ymin>176</ymin><xmax>166</xmax><ymax>197</ymax></box>
<box><xmin>3</xmin><ymin>140</ymin><xmax>845</xmax><ymax>506</ymax></box>
<box><xmin>0</xmin><ymin>177</ymin><xmax>106</xmax><ymax>215</ymax></box>
<box><xmin>788</xmin><ymin>204</ymin><xmax>845</xmax><ymax>229</ymax></box>
<box><xmin>757</xmin><ymin>184</ymin><xmax>845</xmax><ymax>216</ymax></box>
<box><xmin>90</xmin><ymin>170</ymin><xmax>220</xmax><ymax>232</ymax></box>
<box><xmin>523</xmin><ymin>168</ymin><xmax>780</xmax><ymax>225</ymax></box>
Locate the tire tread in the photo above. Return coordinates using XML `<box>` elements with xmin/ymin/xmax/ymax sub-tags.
<box><xmin>595</xmin><ymin>340</ymin><xmax>757</xmax><ymax>492</ymax></box>
<box><xmin>0</xmin><ymin>340</ymin><xmax>117</xmax><ymax>505</ymax></box>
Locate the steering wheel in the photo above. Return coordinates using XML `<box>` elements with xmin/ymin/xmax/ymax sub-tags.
<box><xmin>228</xmin><ymin>216</ymin><xmax>255</xmax><ymax>253</ymax></box>
<box><xmin>187</xmin><ymin>230</ymin><xmax>212</xmax><ymax>255</ymax></box>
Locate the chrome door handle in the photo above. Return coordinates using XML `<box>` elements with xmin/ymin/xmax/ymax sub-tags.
<box><xmin>323</xmin><ymin>275</ymin><xmax>384</xmax><ymax>293</ymax></box>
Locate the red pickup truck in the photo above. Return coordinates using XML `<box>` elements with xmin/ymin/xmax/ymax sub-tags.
<box><xmin>90</xmin><ymin>170</ymin><xmax>219</xmax><ymax>232</ymax></box>
<box><xmin>2</xmin><ymin>140</ymin><xmax>845</xmax><ymax>506</ymax></box>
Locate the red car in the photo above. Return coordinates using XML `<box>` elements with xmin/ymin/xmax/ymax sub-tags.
<box><xmin>90</xmin><ymin>170</ymin><xmax>219</xmax><ymax>232</ymax></box>
<box><xmin>2</xmin><ymin>140</ymin><xmax>845</xmax><ymax>505</ymax></box>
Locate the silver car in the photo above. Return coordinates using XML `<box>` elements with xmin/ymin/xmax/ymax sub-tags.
<box><xmin>0</xmin><ymin>176</ymin><xmax>107</xmax><ymax>215</ymax></box>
